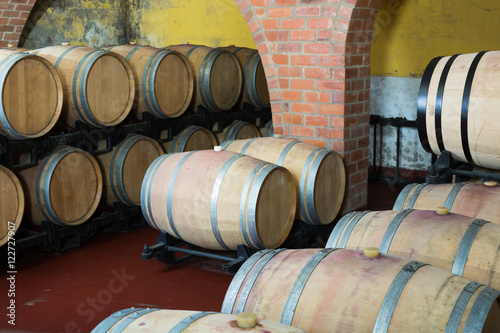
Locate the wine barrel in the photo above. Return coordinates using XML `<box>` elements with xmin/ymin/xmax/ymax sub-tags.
<box><xmin>0</xmin><ymin>49</ymin><xmax>62</xmax><ymax>140</ymax></box>
<box><xmin>222</xmin><ymin>248</ymin><xmax>500</xmax><ymax>333</ymax></box>
<box><xmin>260</xmin><ymin>121</ymin><xmax>274</xmax><ymax>137</ymax></box>
<box><xmin>17</xmin><ymin>146</ymin><xmax>102</xmax><ymax>225</ymax></box>
<box><xmin>31</xmin><ymin>44</ymin><xmax>135</xmax><ymax>128</ymax></box>
<box><xmin>166</xmin><ymin>44</ymin><xmax>242</xmax><ymax>112</ymax></box>
<box><xmin>141</xmin><ymin>150</ymin><xmax>296</xmax><ymax>250</ymax></box>
<box><xmin>95</xmin><ymin>134</ymin><xmax>163</xmax><ymax>206</ymax></box>
<box><xmin>417</xmin><ymin>51</ymin><xmax>500</xmax><ymax>169</ymax></box>
<box><xmin>217</xmin><ymin>120</ymin><xmax>261</xmax><ymax>144</ymax></box>
<box><xmin>220</xmin><ymin>46</ymin><xmax>270</xmax><ymax>110</ymax></box>
<box><xmin>0</xmin><ymin>165</ymin><xmax>24</xmax><ymax>246</ymax></box>
<box><xmin>104</xmin><ymin>44</ymin><xmax>193</xmax><ymax>119</ymax></box>
<box><xmin>92</xmin><ymin>308</ymin><xmax>307</xmax><ymax>333</ymax></box>
<box><xmin>221</xmin><ymin>137</ymin><xmax>345</xmax><ymax>225</ymax></box>
<box><xmin>393</xmin><ymin>182</ymin><xmax>500</xmax><ymax>225</ymax></box>
<box><xmin>327</xmin><ymin>209</ymin><xmax>500</xmax><ymax>289</ymax></box>
<box><xmin>161</xmin><ymin>125</ymin><xmax>218</xmax><ymax>153</ymax></box>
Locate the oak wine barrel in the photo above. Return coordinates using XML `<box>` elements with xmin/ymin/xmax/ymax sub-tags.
<box><xmin>96</xmin><ymin>134</ymin><xmax>163</xmax><ymax>206</ymax></box>
<box><xmin>92</xmin><ymin>308</ymin><xmax>307</xmax><ymax>333</ymax></box>
<box><xmin>393</xmin><ymin>182</ymin><xmax>500</xmax><ymax>225</ymax></box>
<box><xmin>220</xmin><ymin>46</ymin><xmax>270</xmax><ymax>110</ymax></box>
<box><xmin>166</xmin><ymin>44</ymin><xmax>242</xmax><ymax>112</ymax></box>
<box><xmin>260</xmin><ymin>121</ymin><xmax>274</xmax><ymax>137</ymax></box>
<box><xmin>418</xmin><ymin>51</ymin><xmax>500</xmax><ymax>169</ymax></box>
<box><xmin>104</xmin><ymin>44</ymin><xmax>193</xmax><ymax>119</ymax></box>
<box><xmin>222</xmin><ymin>137</ymin><xmax>345</xmax><ymax>225</ymax></box>
<box><xmin>161</xmin><ymin>125</ymin><xmax>218</xmax><ymax>153</ymax></box>
<box><xmin>222</xmin><ymin>248</ymin><xmax>500</xmax><ymax>333</ymax></box>
<box><xmin>0</xmin><ymin>165</ymin><xmax>24</xmax><ymax>246</ymax></box>
<box><xmin>216</xmin><ymin>120</ymin><xmax>261</xmax><ymax>144</ymax></box>
<box><xmin>31</xmin><ymin>44</ymin><xmax>135</xmax><ymax>128</ymax></box>
<box><xmin>327</xmin><ymin>209</ymin><xmax>500</xmax><ymax>289</ymax></box>
<box><xmin>141</xmin><ymin>150</ymin><xmax>296</xmax><ymax>250</ymax></box>
<box><xmin>17</xmin><ymin>146</ymin><xmax>102</xmax><ymax>225</ymax></box>
<box><xmin>0</xmin><ymin>49</ymin><xmax>62</xmax><ymax>140</ymax></box>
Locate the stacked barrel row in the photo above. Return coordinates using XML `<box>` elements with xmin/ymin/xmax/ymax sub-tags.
<box><xmin>0</xmin><ymin>42</ymin><xmax>272</xmax><ymax>246</ymax></box>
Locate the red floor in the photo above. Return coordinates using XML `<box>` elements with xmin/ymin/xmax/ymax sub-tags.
<box><xmin>0</xmin><ymin>181</ymin><xmax>402</xmax><ymax>332</ymax></box>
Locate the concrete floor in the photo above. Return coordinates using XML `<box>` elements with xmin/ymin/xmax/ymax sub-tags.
<box><xmin>0</xmin><ymin>181</ymin><xmax>402</xmax><ymax>332</ymax></box>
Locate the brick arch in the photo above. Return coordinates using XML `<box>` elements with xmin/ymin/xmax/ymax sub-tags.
<box><xmin>1</xmin><ymin>0</ymin><xmax>382</xmax><ymax>211</ymax></box>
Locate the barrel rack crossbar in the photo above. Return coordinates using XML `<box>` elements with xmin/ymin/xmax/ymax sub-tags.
<box><xmin>142</xmin><ymin>231</ymin><xmax>256</xmax><ymax>273</ymax></box>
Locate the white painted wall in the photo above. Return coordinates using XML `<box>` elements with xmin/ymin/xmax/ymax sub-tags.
<box><xmin>369</xmin><ymin>76</ymin><xmax>433</xmax><ymax>171</ymax></box>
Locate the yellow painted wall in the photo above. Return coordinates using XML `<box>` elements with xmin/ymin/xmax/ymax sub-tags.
<box><xmin>22</xmin><ymin>0</ymin><xmax>256</xmax><ymax>49</ymax></box>
<box><xmin>371</xmin><ymin>0</ymin><xmax>500</xmax><ymax>77</ymax></box>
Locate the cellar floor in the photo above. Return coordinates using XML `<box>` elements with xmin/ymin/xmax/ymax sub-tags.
<box><xmin>0</xmin><ymin>181</ymin><xmax>402</xmax><ymax>333</ymax></box>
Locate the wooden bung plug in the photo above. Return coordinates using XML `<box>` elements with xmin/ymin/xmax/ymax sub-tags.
<box><xmin>61</xmin><ymin>42</ymin><xmax>70</xmax><ymax>46</ymax></box>
<box><xmin>214</xmin><ymin>146</ymin><xmax>222</xmax><ymax>152</ymax></box>
<box><xmin>484</xmin><ymin>181</ymin><xmax>498</xmax><ymax>187</ymax></box>
<box><xmin>364</xmin><ymin>247</ymin><xmax>380</xmax><ymax>258</ymax></box>
<box><xmin>436</xmin><ymin>207</ymin><xmax>449</xmax><ymax>215</ymax></box>
<box><xmin>236</xmin><ymin>312</ymin><xmax>258</xmax><ymax>329</ymax></box>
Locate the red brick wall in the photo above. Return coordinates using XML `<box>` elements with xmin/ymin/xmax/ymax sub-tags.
<box><xmin>3</xmin><ymin>0</ymin><xmax>382</xmax><ymax>212</ymax></box>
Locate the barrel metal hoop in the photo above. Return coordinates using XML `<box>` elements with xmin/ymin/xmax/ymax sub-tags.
<box><xmin>248</xmin><ymin>51</ymin><xmax>264</xmax><ymax>109</ymax></box>
<box><xmin>223</xmin><ymin>121</ymin><xmax>245</xmax><ymax>143</ymax></box>
<box><xmin>166</xmin><ymin>151</ymin><xmax>197</xmax><ymax>239</ymax></box>
<box><xmin>280</xmin><ymin>249</ymin><xmax>337</xmax><ymax>326</ymax></box>
<box><xmin>406</xmin><ymin>183</ymin><xmax>427</xmax><ymax>209</ymax></box>
<box><xmin>220</xmin><ymin>140</ymin><xmax>234</xmax><ymax>150</ymax></box>
<box><xmin>199</xmin><ymin>49</ymin><xmax>224</xmax><ymax>112</ymax></box>
<box><xmin>451</xmin><ymin>219</ymin><xmax>490</xmax><ymax>276</ymax></box>
<box><xmin>125</xmin><ymin>45</ymin><xmax>146</xmax><ymax>62</ymax></box>
<box><xmin>148</xmin><ymin>50</ymin><xmax>174</xmax><ymax>118</ymax></box>
<box><xmin>443</xmin><ymin>182</ymin><xmax>466</xmax><ymax>210</ymax></box>
<box><xmin>435</xmin><ymin>54</ymin><xmax>460</xmax><ymax>153</ymax></box>
<box><xmin>140</xmin><ymin>154</ymin><xmax>170</xmax><ymax>230</ymax></box>
<box><xmin>445</xmin><ymin>281</ymin><xmax>483</xmax><ymax>333</ymax></box>
<box><xmin>299</xmin><ymin>148</ymin><xmax>323</xmax><ymax>225</ymax></box>
<box><xmin>221</xmin><ymin>249</ymin><xmax>272</xmax><ymax>313</ymax></box>
<box><xmin>392</xmin><ymin>183</ymin><xmax>420</xmax><ymax>210</ymax></box>
<box><xmin>240</xmin><ymin>138</ymin><xmax>258</xmax><ymax>155</ymax></box>
<box><xmin>54</xmin><ymin>46</ymin><xmax>79</xmax><ymax>70</ymax></box>
<box><xmin>142</xmin><ymin>49</ymin><xmax>168</xmax><ymax>118</ymax></box>
<box><xmin>373</xmin><ymin>261</ymin><xmax>428</xmax><ymax>333</ymax></box>
<box><xmin>417</xmin><ymin>56</ymin><xmax>443</xmax><ymax>154</ymax></box>
<box><xmin>379</xmin><ymin>209</ymin><xmax>414</xmax><ymax>253</ymax></box>
<box><xmin>464</xmin><ymin>286</ymin><xmax>500</xmax><ymax>332</ymax></box>
<box><xmin>32</xmin><ymin>46</ymin><xmax>51</xmax><ymax>56</ymax></box>
<box><xmin>277</xmin><ymin>140</ymin><xmax>300</xmax><ymax>166</ymax></box>
<box><xmin>461</xmin><ymin>51</ymin><xmax>488</xmax><ymax>164</ymax></box>
<box><xmin>338</xmin><ymin>211</ymin><xmax>371</xmax><ymax>248</ymax></box>
<box><xmin>72</xmin><ymin>49</ymin><xmax>104</xmax><ymax>127</ymax></box>
<box><xmin>183</xmin><ymin>45</ymin><xmax>202</xmax><ymax>60</ymax></box>
<box><xmin>234</xmin><ymin>249</ymin><xmax>286</xmax><ymax>314</ymax></box>
<box><xmin>325</xmin><ymin>211</ymin><xmax>360</xmax><ymax>248</ymax></box>
<box><xmin>90</xmin><ymin>308</ymin><xmax>140</xmax><ymax>333</ymax></box>
<box><xmin>0</xmin><ymin>53</ymin><xmax>31</xmax><ymax>139</ymax></box>
<box><xmin>305</xmin><ymin>149</ymin><xmax>330</xmax><ymax>225</ymax></box>
<box><xmin>175</xmin><ymin>126</ymin><xmax>201</xmax><ymax>152</ymax></box>
<box><xmin>168</xmin><ymin>312</ymin><xmax>217</xmax><ymax>333</ymax></box>
<box><xmin>239</xmin><ymin>162</ymin><xmax>269</xmax><ymax>249</ymax></box>
<box><xmin>110</xmin><ymin>135</ymin><xmax>142</xmax><ymax>206</ymax></box>
<box><xmin>265</xmin><ymin>123</ymin><xmax>274</xmax><ymax>137</ymax></box>
<box><xmin>246</xmin><ymin>164</ymin><xmax>279</xmax><ymax>249</ymax></box>
<box><xmin>110</xmin><ymin>308</ymin><xmax>160</xmax><ymax>332</ymax></box>
<box><xmin>37</xmin><ymin>147</ymin><xmax>76</xmax><ymax>225</ymax></box>
<box><xmin>232</xmin><ymin>47</ymin><xmax>244</xmax><ymax>56</ymax></box>
<box><xmin>211</xmin><ymin>154</ymin><xmax>245</xmax><ymax>250</ymax></box>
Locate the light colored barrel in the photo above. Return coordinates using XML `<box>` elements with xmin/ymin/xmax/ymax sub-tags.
<box><xmin>95</xmin><ymin>134</ymin><xmax>163</xmax><ymax>206</ymax></box>
<box><xmin>222</xmin><ymin>248</ymin><xmax>500</xmax><ymax>333</ymax></box>
<box><xmin>393</xmin><ymin>182</ymin><xmax>500</xmax><ymax>225</ymax></box>
<box><xmin>220</xmin><ymin>46</ymin><xmax>270</xmax><ymax>110</ymax></box>
<box><xmin>216</xmin><ymin>120</ymin><xmax>261</xmax><ymax>144</ymax></box>
<box><xmin>141</xmin><ymin>150</ymin><xmax>296</xmax><ymax>250</ymax></box>
<box><xmin>104</xmin><ymin>44</ymin><xmax>193</xmax><ymax>119</ymax></box>
<box><xmin>166</xmin><ymin>44</ymin><xmax>242</xmax><ymax>112</ymax></box>
<box><xmin>0</xmin><ymin>165</ymin><xmax>24</xmax><ymax>246</ymax></box>
<box><xmin>417</xmin><ymin>51</ymin><xmax>500</xmax><ymax>169</ymax></box>
<box><xmin>31</xmin><ymin>44</ymin><xmax>135</xmax><ymax>128</ymax></box>
<box><xmin>260</xmin><ymin>121</ymin><xmax>274</xmax><ymax>137</ymax></box>
<box><xmin>161</xmin><ymin>125</ymin><xmax>219</xmax><ymax>153</ymax></box>
<box><xmin>17</xmin><ymin>146</ymin><xmax>102</xmax><ymax>226</ymax></box>
<box><xmin>327</xmin><ymin>209</ymin><xmax>500</xmax><ymax>290</ymax></box>
<box><xmin>222</xmin><ymin>137</ymin><xmax>345</xmax><ymax>225</ymax></box>
<box><xmin>0</xmin><ymin>49</ymin><xmax>62</xmax><ymax>140</ymax></box>
<box><xmin>92</xmin><ymin>308</ymin><xmax>307</xmax><ymax>333</ymax></box>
